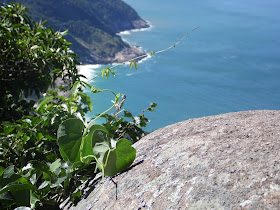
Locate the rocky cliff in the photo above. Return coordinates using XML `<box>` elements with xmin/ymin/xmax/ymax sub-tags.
<box><xmin>62</xmin><ymin>110</ymin><xmax>280</xmax><ymax>209</ymax></box>
<box><xmin>2</xmin><ymin>0</ymin><xmax>149</xmax><ymax>64</ymax></box>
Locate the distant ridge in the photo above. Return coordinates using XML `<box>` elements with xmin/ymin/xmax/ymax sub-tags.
<box><xmin>2</xmin><ymin>0</ymin><xmax>149</xmax><ymax>64</ymax></box>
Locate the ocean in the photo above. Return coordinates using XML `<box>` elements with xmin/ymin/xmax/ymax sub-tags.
<box><xmin>79</xmin><ymin>0</ymin><xmax>280</xmax><ymax>131</ymax></box>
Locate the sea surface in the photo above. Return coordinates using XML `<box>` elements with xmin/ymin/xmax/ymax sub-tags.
<box><xmin>79</xmin><ymin>0</ymin><xmax>280</xmax><ymax>131</ymax></box>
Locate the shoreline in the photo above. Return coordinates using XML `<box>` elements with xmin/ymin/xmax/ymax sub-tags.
<box><xmin>109</xmin><ymin>22</ymin><xmax>152</xmax><ymax>64</ymax></box>
<box><xmin>82</xmin><ymin>19</ymin><xmax>152</xmax><ymax>65</ymax></box>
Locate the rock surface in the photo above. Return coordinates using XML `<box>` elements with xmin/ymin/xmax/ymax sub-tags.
<box><xmin>65</xmin><ymin>110</ymin><xmax>280</xmax><ymax>209</ymax></box>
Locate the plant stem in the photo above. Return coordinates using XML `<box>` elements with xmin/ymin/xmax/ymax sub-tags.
<box><xmin>88</xmin><ymin>26</ymin><xmax>200</xmax><ymax>82</ymax></box>
<box><xmin>84</xmin><ymin>102</ymin><xmax>117</xmax><ymax>135</ymax></box>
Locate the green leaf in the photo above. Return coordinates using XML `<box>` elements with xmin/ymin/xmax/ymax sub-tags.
<box><xmin>52</xmin><ymin>68</ymin><xmax>61</xmax><ymax>73</ymax></box>
<box><xmin>115</xmin><ymin>93</ymin><xmax>120</xmax><ymax>103</ymax></box>
<box><xmin>71</xmin><ymin>81</ymin><xmax>81</xmax><ymax>98</ymax></box>
<box><xmin>30</xmin><ymin>45</ymin><xmax>39</xmax><ymax>50</ymax></box>
<box><xmin>124</xmin><ymin>111</ymin><xmax>133</xmax><ymax>118</ymax></box>
<box><xmin>104</xmin><ymin>139</ymin><xmax>136</xmax><ymax>177</ymax></box>
<box><xmin>129</xmin><ymin>61</ymin><xmax>137</xmax><ymax>70</ymax></box>
<box><xmin>0</xmin><ymin>167</ymin><xmax>4</xmax><ymax>177</ymax></box>
<box><xmin>57</xmin><ymin>119</ymin><xmax>84</xmax><ymax>164</ymax></box>
<box><xmin>79</xmin><ymin>92</ymin><xmax>93</xmax><ymax>111</ymax></box>
<box><xmin>3</xmin><ymin>126</ymin><xmax>15</xmax><ymax>134</ymax></box>
<box><xmin>30</xmin><ymin>161</ymin><xmax>50</xmax><ymax>175</ymax></box>
<box><xmin>150</xmin><ymin>102</ymin><xmax>158</xmax><ymax>108</ymax></box>
<box><xmin>72</xmin><ymin>190</ymin><xmax>82</xmax><ymax>198</ymax></box>
<box><xmin>30</xmin><ymin>191</ymin><xmax>39</xmax><ymax>209</ymax></box>
<box><xmin>36</xmin><ymin>96</ymin><xmax>54</xmax><ymax>112</ymax></box>
<box><xmin>134</xmin><ymin>61</ymin><xmax>138</xmax><ymax>70</ymax></box>
<box><xmin>0</xmin><ymin>166</ymin><xmax>22</xmax><ymax>188</ymax></box>
<box><xmin>60</xmin><ymin>29</ymin><xmax>68</xmax><ymax>36</ymax></box>
<box><xmin>2</xmin><ymin>165</ymin><xmax>15</xmax><ymax>179</ymax></box>
<box><xmin>0</xmin><ymin>183</ymin><xmax>36</xmax><ymax>195</ymax></box>
<box><xmin>101</xmin><ymin>68</ymin><xmax>110</xmax><ymax>79</ymax></box>
<box><xmin>81</xmin><ymin>125</ymin><xmax>110</xmax><ymax>162</ymax></box>
<box><xmin>49</xmin><ymin>159</ymin><xmax>61</xmax><ymax>174</ymax></box>
<box><xmin>36</xmin><ymin>132</ymin><xmax>43</xmax><ymax>140</ymax></box>
<box><xmin>50</xmin><ymin>176</ymin><xmax>67</xmax><ymax>188</ymax></box>
<box><xmin>91</xmin><ymin>128</ymin><xmax>111</xmax><ymax>165</ymax></box>
<box><xmin>91</xmin><ymin>85</ymin><xmax>102</xmax><ymax>93</ymax></box>
<box><xmin>38</xmin><ymin>181</ymin><xmax>49</xmax><ymax>190</ymax></box>
<box><xmin>12</xmin><ymin>189</ymin><xmax>30</xmax><ymax>207</ymax></box>
<box><xmin>109</xmin><ymin>68</ymin><xmax>115</xmax><ymax>76</ymax></box>
<box><xmin>81</xmin><ymin>125</ymin><xmax>104</xmax><ymax>163</ymax></box>
<box><xmin>0</xmin><ymin>192</ymin><xmax>13</xmax><ymax>201</ymax></box>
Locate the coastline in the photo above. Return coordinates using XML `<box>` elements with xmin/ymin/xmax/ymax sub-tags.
<box><xmin>82</xmin><ymin>19</ymin><xmax>151</xmax><ymax>65</ymax></box>
<box><xmin>109</xmin><ymin>21</ymin><xmax>152</xmax><ymax>64</ymax></box>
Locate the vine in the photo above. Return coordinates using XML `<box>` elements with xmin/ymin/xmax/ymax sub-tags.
<box><xmin>0</xmin><ymin>3</ymin><xmax>199</xmax><ymax>209</ymax></box>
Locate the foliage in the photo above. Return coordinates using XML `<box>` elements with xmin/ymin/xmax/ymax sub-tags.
<box><xmin>0</xmin><ymin>2</ymin><xmax>80</xmax><ymax>122</ymax></box>
<box><xmin>0</xmin><ymin>2</ymin><xmax>197</xmax><ymax>209</ymax></box>
<box><xmin>0</xmin><ymin>3</ymin><xmax>155</xmax><ymax>209</ymax></box>
<box><xmin>2</xmin><ymin>0</ymin><xmax>143</xmax><ymax>64</ymax></box>
<box><xmin>101</xmin><ymin>102</ymin><xmax>158</xmax><ymax>143</ymax></box>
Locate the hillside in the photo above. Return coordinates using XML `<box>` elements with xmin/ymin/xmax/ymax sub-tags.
<box><xmin>2</xmin><ymin>0</ymin><xmax>149</xmax><ymax>64</ymax></box>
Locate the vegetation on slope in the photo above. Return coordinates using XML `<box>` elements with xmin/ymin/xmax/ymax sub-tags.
<box><xmin>2</xmin><ymin>0</ymin><xmax>149</xmax><ymax>64</ymax></box>
<box><xmin>0</xmin><ymin>3</ymin><xmax>155</xmax><ymax>209</ymax></box>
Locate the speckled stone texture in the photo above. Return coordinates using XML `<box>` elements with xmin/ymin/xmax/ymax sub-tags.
<box><xmin>64</xmin><ymin>110</ymin><xmax>280</xmax><ymax>210</ymax></box>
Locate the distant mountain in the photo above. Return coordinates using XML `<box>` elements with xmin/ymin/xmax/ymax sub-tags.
<box><xmin>2</xmin><ymin>0</ymin><xmax>149</xmax><ymax>64</ymax></box>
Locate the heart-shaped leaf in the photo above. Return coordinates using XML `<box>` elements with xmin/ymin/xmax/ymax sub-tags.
<box><xmin>91</xmin><ymin>128</ymin><xmax>112</xmax><ymax>165</ymax></box>
<box><xmin>80</xmin><ymin>125</ymin><xmax>108</xmax><ymax>163</ymax></box>
<box><xmin>104</xmin><ymin>139</ymin><xmax>136</xmax><ymax>177</ymax></box>
<box><xmin>57</xmin><ymin>119</ymin><xmax>84</xmax><ymax>164</ymax></box>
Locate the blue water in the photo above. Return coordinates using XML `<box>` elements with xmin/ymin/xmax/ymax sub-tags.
<box><xmin>81</xmin><ymin>0</ymin><xmax>280</xmax><ymax>131</ymax></box>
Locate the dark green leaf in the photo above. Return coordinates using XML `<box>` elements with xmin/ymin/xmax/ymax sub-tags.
<box><xmin>71</xmin><ymin>81</ymin><xmax>81</xmax><ymax>98</ymax></box>
<box><xmin>50</xmin><ymin>176</ymin><xmax>67</xmax><ymax>188</ymax></box>
<box><xmin>2</xmin><ymin>165</ymin><xmax>15</xmax><ymax>179</ymax></box>
<box><xmin>36</xmin><ymin>96</ymin><xmax>54</xmax><ymax>112</ymax></box>
<box><xmin>3</xmin><ymin>126</ymin><xmax>15</xmax><ymax>134</ymax></box>
<box><xmin>0</xmin><ymin>183</ymin><xmax>36</xmax><ymax>195</ymax></box>
<box><xmin>0</xmin><ymin>167</ymin><xmax>4</xmax><ymax>177</ymax></box>
<box><xmin>49</xmin><ymin>159</ymin><xmax>61</xmax><ymax>174</ymax></box>
<box><xmin>57</xmin><ymin>119</ymin><xmax>84</xmax><ymax>164</ymax></box>
<box><xmin>79</xmin><ymin>92</ymin><xmax>93</xmax><ymax>111</ymax></box>
<box><xmin>91</xmin><ymin>128</ymin><xmax>111</xmax><ymax>164</ymax></box>
<box><xmin>104</xmin><ymin>138</ymin><xmax>136</xmax><ymax>177</ymax></box>
<box><xmin>124</xmin><ymin>111</ymin><xmax>133</xmax><ymax>118</ymax></box>
<box><xmin>72</xmin><ymin>190</ymin><xmax>82</xmax><ymax>197</ymax></box>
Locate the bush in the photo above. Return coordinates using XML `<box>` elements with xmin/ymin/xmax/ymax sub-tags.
<box><xmin>0</xmin><ymin>3</ymin><xmax>155</xmax><ymax>209</ymax></box>
<box><xmin>0</xmin><ymin>2</ymin><xmax>80</xmax><ymax>122</ymax></box>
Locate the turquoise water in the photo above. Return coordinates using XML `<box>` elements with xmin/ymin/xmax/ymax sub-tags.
<box><xmin>81</xmin><ymin>0</ymin><xmax>280</xmax><ymax>131</ymax></box>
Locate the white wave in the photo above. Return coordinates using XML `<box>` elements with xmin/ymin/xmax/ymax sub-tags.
<box><xmin>118</xmin><ymin>31</ymin><xmax>131</xmax><ymax>35</ymax></box>
<box><xmin>77</xmin><ymin>64</ymin><xmax>102</xmax><ymax>82</ymax></box>
<box><xmin>138</xmin><ymin>54</ymin><xmax>152</xmax><ymax>64</ymax></box>
<box><xmin>117</xmin><ymin>22</ymin><xmax>153</xmax><ymax>36</ymax></box>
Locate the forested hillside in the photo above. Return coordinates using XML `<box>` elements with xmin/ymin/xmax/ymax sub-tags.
<box><xmin>2</xmin><ymin>0</ymin><xmax>149</xmax><ymax>64</ymax></box>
